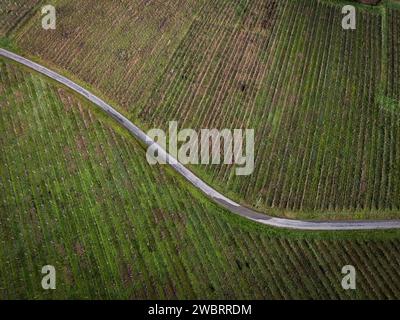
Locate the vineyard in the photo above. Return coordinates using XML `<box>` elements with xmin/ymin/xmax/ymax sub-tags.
<box><xmin>0</xmin><ymin>0</ymin><xmax>40</xmax><ymax>37</ymax></box>
<box><xmin>8</xmin><ymin>0</ymin><xmax>400</xmax><ymax>220</ymax></box>
<box><xmin>387</xmin><ymin>7</ymin><xmax>399</xmax><ymax>102</ymax></box>
<box><xmin>138</xmin><ymin>0</ymin><xmax>400</xmax><ymax>218</ymax></box>
<box><xmin>1</xmin><ymin>59</ymin><xmax>400</xmax><ymax>299</ymax></box>
<box><xmin>13</xmin><ymin>0</ymin><xmax>205</xmax><ymax>111</ymax></box>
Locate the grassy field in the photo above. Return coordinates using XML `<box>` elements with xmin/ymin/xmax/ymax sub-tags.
<box><xmin>1</xmin><ymin>59</ymin><xmax>400</xmax><ymax>299</ymax></box>
<box><xmin>8</xmin><ymin>0</ymin><xmax>400</xmax><ymax>220</ymax></box>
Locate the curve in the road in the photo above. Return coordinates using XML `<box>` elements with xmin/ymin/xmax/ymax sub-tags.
<box><xmin>2</xmin><ymin>48</ymin><xmax>400</xmax><ymax>230</ymax></box>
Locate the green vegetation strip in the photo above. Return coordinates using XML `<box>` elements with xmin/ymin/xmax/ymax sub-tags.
<box><xmin>1</xmin><ymin>59</ymin><xmax>400</xmax><ymax>299</ymax></box>
<box><xmin>10</xmin><ymin>0</ymin><xmax>400</xmax><ymax>219</ymax></box>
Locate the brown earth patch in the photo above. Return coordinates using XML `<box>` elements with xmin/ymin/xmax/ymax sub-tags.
<box><xmin>57</xmin><ymin>88</ymin><xmax>73</xmax><ymax>111</ymax></box>
<box><xmin>356</xmin><ymin>0</ymin><xmax>381</xmax><ymax>4</ymax></box>
<box><xmin>74</xmin><ymin>242</ymin><xmax>85</xmax><ymax>257</ymax></box>
<box><xmin>63</xmin><ymin>265</ymin><xmax>75</xmax><ymax>285</ymax></box>
<box><xmin>75</xmin><ymin>135</ymin><xmax>89</xmax><ymax>159</ymax></box>
<box><xmin>121</xmin><ymin>263</ymin><xmax>134</xmax><ymax>288</ymax></box>
<box><xmin>14</xmin><ymin>90</ymin><xmax>24</xmax><ymax>103</ymax></box>
<box><xmin>13</xmin><ymin>120</ymin><xmax>25</xmax><ymax>137</ymax></box>
<box><xmin>55</xmin><ymin>243</ymin><xmax>66</xmax><ymax>257</ymax></box>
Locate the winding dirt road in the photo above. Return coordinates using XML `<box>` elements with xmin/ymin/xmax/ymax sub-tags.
<box><xmin>2</xmin><ymin>48</ymin><xmax>400</xmax><ymax>230</ymax></box>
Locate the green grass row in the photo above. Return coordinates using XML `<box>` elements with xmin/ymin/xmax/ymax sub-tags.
<box><xmin>1</xmin><ymin>59</ymin><xmax>400</xmax><ymax>299</ymax></box>
<box><xmin>4</xmin><ymin>0</ymin><xmax>399</xmax><ymax>220</ymax></box>
<box><xmin>137</xmin><ymin>0</ymin><xmax>400</xmax><ymax>219</ymax></box>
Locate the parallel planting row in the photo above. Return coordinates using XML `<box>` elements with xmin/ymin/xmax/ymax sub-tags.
<box><xmin>10</xmin><ymin>0</ymin><xmax>400</xmax><ymax>219</ymax></box>
<box><xmin>1</xmin><ymin>61</ymin><xmax>400</xmax><ymax>299</ymax></box>
<box><xmin>0</xmin><ymin>0</ymin><xmax>40</xmax><ymax>36</ymax></box>
<box><xmin>14</xmin><ymin>0</ymin><xmax>205</xmax><ymax>110</ymax></box>
<box><xmin>387</xmin><ymin>8</ymin><xmax>399</xmax><ymax>101</ymax></box>
<box><xmin>138</xmin><ymin>0</ymin><xmax>400</xmax><ymax>217</ymax></box>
